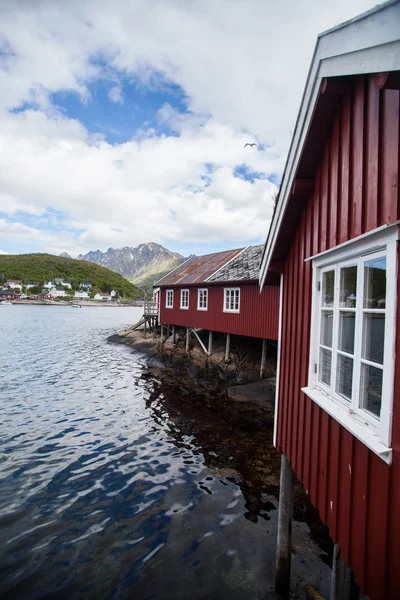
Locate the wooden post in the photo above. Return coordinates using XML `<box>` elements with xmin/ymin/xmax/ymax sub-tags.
<box><xmin>186</xmin><ymin>327</ymin><xmax>190</xmax><ymax>352</ymax></box>
<box><xmin>260</xmin><ymin>338</ymin><xmax>267</xmax><ymax>379</ymax></box>
<box><xmin>208</xmin><ymin>331</ymin><xmax>213</xmax><ymax>355</ymax></box>
<box><xmin>225</xmin><ymin>333</ymin><xmax>230</xmax><ymax>362</ymax></box>
<box><xmin>172</xmin><ymin>325</ymin><xmax>176</xmax><ymax>345</ymax></box>
<box><xmin>160</xmin><ymin>323</ymin><xmax>164</xmax><ymax>346</ymax></box>
<box><xmin>144</xmin><ymin>317</ymin><xmax>147</xmax><ymax>338</ymax></box>
<box><xmin>331</xmin><ymin>544</ymin><xmax>354</xmax><ymax>600</ymax></box>
<box><xmin>275</xmin><ymin>453</ymin><xmax>293</xmax><ymax>598</ymax></box>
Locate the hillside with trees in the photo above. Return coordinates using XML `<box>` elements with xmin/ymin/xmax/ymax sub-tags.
<box><xmin>0</xmin><ymin>254</ymin><xmax>142</xmax><ymax>299</ymax></box>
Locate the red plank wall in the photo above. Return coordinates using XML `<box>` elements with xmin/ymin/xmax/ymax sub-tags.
<box><xmin>159</xmin><ymin>283</ymin><xmax>279</xmax><ymax>340</ymax></box>
<box><xmin>276</xmin><ymin>76</ymin><xmax>400</xmax><ymax>599</ymax></box>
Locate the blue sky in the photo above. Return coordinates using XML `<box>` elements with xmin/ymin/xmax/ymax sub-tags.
<box><xmin>0</xmin><ymin>0</ymin><xmax>375</xmax><ymax>258</ymax></box>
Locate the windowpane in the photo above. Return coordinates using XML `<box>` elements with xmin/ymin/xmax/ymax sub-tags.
<box><xmin>339</xmin><ymin>265</ymin><xmax>357</xmax><ymax>308</ymax></box>
<box><xmin>322</xmin><ymin>270</ymin><xmax>335</xmax><ymax>307</ymax></box>
<box><xmin>320</xmin><ymin>311</ymin><xmax>333</xmax><ymax>347</ymax></box>
<box><xmin>364</xmin><ymin>257</ymin><xmax>386</xmax><ymax>309</ymax></box>
<box><xmin>336</xmin><ymin>354</ymin><xmax>353</xmax><ymax>401</ymax></box>
<box><xmin>362</xmin><ymin>313</ymin><xmax>385</xmax><ymax>365</ymax></box>
<box><xmin>319</xmin><ymin>348</ymin><xmax>332</xmax><ymax>386</ymax></box>
<box><xmin>360</xmin><ymin>363</ymin><xmax>383</xmax><ymax>417</ymax></box>
<box><xmin>338</xmin><ymin>312</ymin><xmax>355</xmax><ymax>354</ymax></box>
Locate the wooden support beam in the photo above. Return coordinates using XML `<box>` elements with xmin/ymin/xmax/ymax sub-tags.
<box><xmin>190</xmin><ymin>328</ymin><xmax>208</xmax><ymax>355</ymax></box>
<box><xmin>330</xmin><ymin>544</ymin><xmax>356</xmax><ymax>600</ymax></box>
<box><xmin>186</xmin><ymin>327</ymin><xmax>190</xmax><ymax>353</ymax></box>
<box><xmin>172</xmin><ymin>325</ymin><xmax>176</xmax><ymax>345</ymax></box>
<box><xmin>144</xmin><ymin>317</ymin><xmax>147</xmax><ymax>338</ymax></box>
<box><xmin>260</xmin><ymin>338</ymin><xmax>267</xmax><ymax>380</ymax></box>
<box><xmin>275</xmin><ymin>453</ymin><xmax>293</xmax><ymax>599</ymax></box>
<box><xmin>225</xmin><ymin>333</ymin><xmax>230</xmax><ymax>362</ymax></box>
<box><xmin>160</xmin><ymin>323</ymin><xmax>164</xmax><ymax>346</ymax></box>
<box><xmin>372</xmin><ymin>71</ymin><xmax>400</xmax><ymax>91</ymax></box>
<box><xmin>208</xmin><ymin>331</ymin><xmax>213</xmax><ymax>355</ymax></box>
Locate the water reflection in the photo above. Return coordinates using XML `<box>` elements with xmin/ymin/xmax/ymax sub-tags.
<box><xmin>0</xmin><ymin>306</ymin><xmax>330</xmax><ymax>599</ymax></box>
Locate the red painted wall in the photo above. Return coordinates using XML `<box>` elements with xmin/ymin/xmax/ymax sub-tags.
<box><xmin>276</xmin><ymin>75</ymin><xmax>400</xmax><ymax>599</ymax></box>
<box><xmin>159</xmin><ymin>283</ymin><xmax>279</xmax><ymax>340</ymax></box>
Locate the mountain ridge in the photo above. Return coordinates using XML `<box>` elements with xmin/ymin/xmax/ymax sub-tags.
<box><xmin>78</xmin><ymin>242</ymin><xmax>186</xmax><ymax>288</ymax></box>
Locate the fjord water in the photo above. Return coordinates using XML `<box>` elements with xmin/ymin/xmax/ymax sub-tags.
<box><xmin>0</xmin><ymin>305</ymin><xmax>328</xmax><ymax>599</ymax></box>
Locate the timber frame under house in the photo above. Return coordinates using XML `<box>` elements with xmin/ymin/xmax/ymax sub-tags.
<box><xmin>260</xmin><ymin>1</ymin><xmax>400</xmax><ymax>598</ymax></box>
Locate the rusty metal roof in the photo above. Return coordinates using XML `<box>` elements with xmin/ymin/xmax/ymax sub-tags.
<box><xmin>208</xmin><ymin>244</ymin><xmax>264</xmax><ymax>282</ymax></box>
<box><xmin>156</xmin><ymin>248</ymin><xmax>244</xmax><ymax>286</ymax></box>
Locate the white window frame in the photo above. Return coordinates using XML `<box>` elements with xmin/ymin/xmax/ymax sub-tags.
<box><xmin>180</xmin><ymin>288</ymin><xmax>189</xmax><ymax>310</ymax></box>
<box><xmin>165</xmin><ymin>289</ymin><xmax>174</xmax><ymax>309</ymax></box>
<box><xmin>197</xmin><ymin>288</ymin><xmax>208</xmax><ymax>311</ymax></box>
<box><xmin>303</xmin><ymin>225</ymin><xmax>399</xmax><ymax>464</ymax></box>
<box><xmin>223</xmin><ymin>287</ymin><xmax>240</xmax><ymax>313</ymax></box>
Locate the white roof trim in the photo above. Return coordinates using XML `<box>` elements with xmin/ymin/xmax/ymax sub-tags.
<box><xmin>259</xmin><ymin>0</ymin><xmax>400</xmax><ymax>289</ymax></box>
<box><xmin>204</xmin><ymin>246</ymin><xmax>248</xmax><ymax>282</ymax></box>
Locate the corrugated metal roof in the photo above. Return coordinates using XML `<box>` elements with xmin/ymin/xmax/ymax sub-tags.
<box><xmin>156</xmin><ymin>248</ymin><xmax>244</xmax><ymax>286</ymax></box>
<box><xmin>208</xmin><ymin>244</ymin><xmax>264</xmax><ymax>282</ymax></box>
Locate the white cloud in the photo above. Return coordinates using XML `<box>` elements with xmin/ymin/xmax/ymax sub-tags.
<box><xmin>0</xmin><ymin>0</ymin><xmax>377</xmax><ymax>254</ymax></box>
<box><xmin>108</xmin><ymin>85</ymin><xmax>124</xmax><ymax>105</ymax></box>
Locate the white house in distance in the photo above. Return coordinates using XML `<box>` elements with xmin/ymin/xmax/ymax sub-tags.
<box><xmin>94</xmin><ymin>293</ymin><xmax>111</xmax><ymax>302</ymax></box>
<box><xmin>54</xmin><ymin>278</ymin><xmax>72</xmax><ymax>289</ymax></box>
<box><xmin>53</xmin><ymin>286</ymin><xmax>68</xmax><ymax>298</ymax></box>
<box><xmin>43</xmin><ymin>281</ymin><xmax>54</xmax><ymax>289</ymax></box>
<box><xmin>25</xmin><ymin>281</ymin><xmax>40</xmax><ymax>290</ymax></box>
<box><xmin>74</xmin><ymin>291</ymin><xmax>90</xmax><ymax>299</ymax></box>
<box><xmin>79</xmin><ymin>282</ymin><xmax>92</xmax><ymax>291</ymax></box>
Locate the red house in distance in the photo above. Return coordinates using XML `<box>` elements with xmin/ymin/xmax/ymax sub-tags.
<box><xmin>156</xmin><ymin>245</ymin><xmax>279</xmax><ymax>369</ymax></box>
<box><xmin>260</xmin><ymin>2</ymin><xmax>400</xmax><ymax>598</ymax></box>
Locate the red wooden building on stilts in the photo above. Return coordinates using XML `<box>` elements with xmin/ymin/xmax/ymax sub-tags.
<box><xmin>260</xmin><ymin>2</ymin><xmax>400</xmax><ymax>597</ymax></box>
<box><xmin>156</xmin><ymin>245</ymin><xmax>279</xmax><ymax>366</ymax></box>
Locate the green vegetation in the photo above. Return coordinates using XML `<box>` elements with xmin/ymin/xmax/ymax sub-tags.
<box><xmin>0</xmin><ymin>253</ymin><xmax>142</xmax><ymax>300</ymax></box>
<box><xmin>129</xmin><ymin>258</ymin><xmax>183</xmax><ymax>289</ymax></box>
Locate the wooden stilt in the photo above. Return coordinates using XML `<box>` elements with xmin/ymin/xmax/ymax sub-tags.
<box><xmin>144</xmin><ymin>317</ymin><xmax>147</xmax><ymax>338</ymax></box>
<box><xmin>160</xmin><ymin>323</ymin><xmax>164</xmax><ymax>346</ymax></box>
<box><xmin>225</xmin><ymin>333</ymin><xmax>230</xmax><ymax>362</ymax></box>
<box><xmin>186</xmin><ymin>327</ymin><xmax>190</xmax><ymax>352</ymax></box>
<box><xmin>260</xmin><ymin>338</ymin><xmax>267</xmax><ymax>379</ymax></box>
<box><xmin>172</xmin><ymin>325</ymin><xmax>176</xmax><ymax>345</ymax></box>
<box><xmin>331</xmin><ymin>544</ymin><xmax>354</xmax><ymax>600</ymax></box>
<box><xmin>208</xmin><ymin>331</ymin><xmax>213</xmax><ymax>355</ymax></box>
<box><xmin>275</xmin><ymin>453</ymin><xmax>293</xmax><ymax>598</ymax></box>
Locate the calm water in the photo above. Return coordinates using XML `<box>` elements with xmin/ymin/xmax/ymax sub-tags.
<box><xmin>0</xmin><ymin>305</ymin><xmax>329</xmax><ymax>599</ymax></box>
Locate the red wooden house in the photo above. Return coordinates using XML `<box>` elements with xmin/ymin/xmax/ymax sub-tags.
<box><xmin>260</xmin><ymin>2</ymin><xmax>400</xmax><ymax>597</ymax></box>
<box><xmin>156</xmin><ymin>245</ymin><xmax>279</xmax><ymax>362</ymax></box>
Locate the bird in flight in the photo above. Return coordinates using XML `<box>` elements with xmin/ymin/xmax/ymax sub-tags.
<box><xmin>244</xmin><ymin>143</ymin><xmax>258</xmax><ymax>148</ymax></box>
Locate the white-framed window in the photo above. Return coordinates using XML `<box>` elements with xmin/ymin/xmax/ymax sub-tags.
<box><xmin>180</xmin><ymin>289</ymin><xmax>189</xmax><ymax>310</ymax></box>
<box><xmin>303</xmin><ymin>225</ymin><xmax>398</xmax><ymax>464</ymax></box>
<box><xmin>224</xmin><ymin>287</ymin><xmax>240</xmax><ymax>313</ymax></box>
<box><xmin>197</xmin><ymin>288</ymin><xmax>208</xmax><ymax>311</ymax></box>
<box><xmin>166</xmin><ymin>289</ymin><xmax>174</xmax><ymax>308</ymax></box>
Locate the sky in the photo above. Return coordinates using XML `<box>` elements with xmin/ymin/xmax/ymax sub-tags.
<box><xmin>0</xmin><ymin>0</ymin><xmax>377</xmax><ymax>258</ymax></box>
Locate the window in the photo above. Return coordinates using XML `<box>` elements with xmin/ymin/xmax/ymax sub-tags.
<box><xmin>197</xmin><ymin>288</ymin><xmax>208</xmax><ymax>311</ymax></box>
<box><xmin>166</xmin><ymin>289</ymin><xmax>174</xmax><ymax>308</ymax></box>
<box><xmin>224</xmin><ymin>288</ymin><xmax>240</xmax><ymax>313</ymax></box>
<box><xmin>303</xmin><ymin>226</ymin><xmax>398</xmax><ymax>463</ymax></box>
<box><xmin>180</xmin><ymin>289</ymin><xmax>189</xmax><ymax>309</ymax></box>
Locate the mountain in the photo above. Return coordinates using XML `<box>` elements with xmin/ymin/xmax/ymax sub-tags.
<box><xmin>0</xmin><ymin>254</ymin><xmax>142</xmax><ymax>299</ymax></box>
<box><xmin>59</xmin><ymin>252</ymin><xmax>72</xmax><ymax>258</ymax></box>
<box><xmin>78</xmin><ymin>243</ymin><xmax>186</xmax><ymax>289</ymax></box>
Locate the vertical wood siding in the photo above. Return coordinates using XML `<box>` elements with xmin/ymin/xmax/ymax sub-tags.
<box><xmin>159</xmin><ymin>283</ymin><xmax>279</xmax><ymax>340</ymax></box>
<box><xmin>276</xmin><ymin>76</ymin><xmax>400</xmax><ymax>599</ymax></box>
